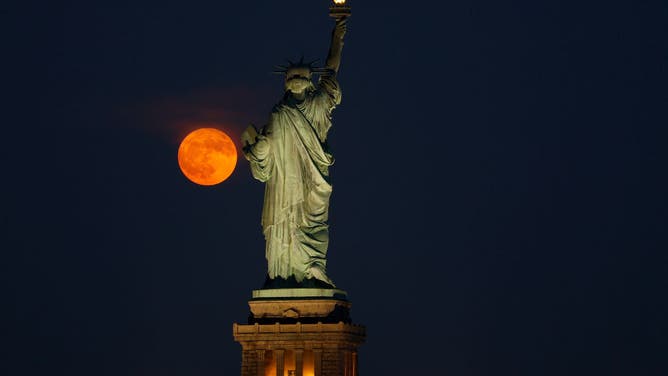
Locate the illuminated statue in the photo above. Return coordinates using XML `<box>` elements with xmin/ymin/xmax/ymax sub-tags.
<box><xmin>241</xmin><ymin>19</ymin><xmax>347</xmax><ymax>287</ymax></box>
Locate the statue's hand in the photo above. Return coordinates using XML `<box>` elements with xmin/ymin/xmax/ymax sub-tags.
<box><xmin>254</xmin><ymin>134</ymin><xmax>269</xmax><ymax>155</ymax></box>
<box><xmin>333</xmin><ymin>18</ymin><xmax>347</xmax><ymax>41</ymax></box>
<box><xmin>241</xmin><ymin>124</ymin><xmax>259</xmax><ymax>147</ymax></box>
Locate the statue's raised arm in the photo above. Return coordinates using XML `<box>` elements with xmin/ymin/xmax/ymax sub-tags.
<box><xmin>325</xmin><ymin>18</ymin><xmax>347</xmax><ymax>73</ymax></box>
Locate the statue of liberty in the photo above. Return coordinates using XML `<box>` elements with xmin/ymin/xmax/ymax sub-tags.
<box><xmin>241</xmin><ymin>19</ymin><xmax>347</xmax><ymax>288</ymax></box>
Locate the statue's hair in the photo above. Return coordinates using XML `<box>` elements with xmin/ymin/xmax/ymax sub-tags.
<box><xmin>273</xmin><ymin>56</ymin><xmax>333</xmax><ymax>75</ymax></box>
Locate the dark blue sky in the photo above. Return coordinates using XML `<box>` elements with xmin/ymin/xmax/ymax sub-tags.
<box><xmin>3</xmin><ymin>0</ymin><xmax>667</xmax><ymax>375</ymax></box>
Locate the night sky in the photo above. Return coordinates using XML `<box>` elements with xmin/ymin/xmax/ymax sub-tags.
<box><xmin>3</xmin><ymin>0</ymin><xmax>667</xmax><ymax>375</ymax></box>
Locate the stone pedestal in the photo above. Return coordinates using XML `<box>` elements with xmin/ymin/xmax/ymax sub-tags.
<box><xmin>233</xmin><ymin>289</ymin><xmax>365</xmax><ymax>376</ymax></box>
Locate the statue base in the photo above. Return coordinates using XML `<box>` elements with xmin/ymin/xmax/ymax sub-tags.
<box><xmin>234</xmin><ymin>289</ymin><xmax>365</xmax><ymax>376</ymax></box>
<box><xmin>233</xmin><ymin>278</ymin><xmax>364</xmax><ymax>375</ymax></box>
<box><xmin>249</xmin><ymin>289</ymin><xmax>350</xmax><ymax>324</ymax></box>
<box><xmin>252</xmin><ymin>288</ymin><xmax>347</xmax><ymax>300</ymax></box>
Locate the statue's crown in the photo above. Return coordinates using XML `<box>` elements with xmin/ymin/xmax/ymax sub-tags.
<box><xmin>273</xmin><ymin>56</ymin><xmax>332</xmax><ymax>75</ymax></box>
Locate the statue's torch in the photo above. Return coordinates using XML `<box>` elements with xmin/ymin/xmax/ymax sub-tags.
<box><xmin>329</xmin><ymin>0</ymin><xmax>351</xmax><ymax>19</ymax></box>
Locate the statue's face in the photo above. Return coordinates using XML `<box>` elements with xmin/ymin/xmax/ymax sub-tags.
<box><xmin>285</xmin><ymin>67</ymin><xmax>312</xmax><ymax>94</ymax></box>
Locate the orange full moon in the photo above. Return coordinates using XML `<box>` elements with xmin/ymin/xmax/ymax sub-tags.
<box><xmin>178</xmin><ymin>128</ymin><xmax>237</xmax><ymax>185</ymax></box>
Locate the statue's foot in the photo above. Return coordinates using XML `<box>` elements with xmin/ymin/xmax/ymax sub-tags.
<box><xmin>307</xmin><ymin>267</ymin><xmax>336</xmax><ymax>288</ymax></box>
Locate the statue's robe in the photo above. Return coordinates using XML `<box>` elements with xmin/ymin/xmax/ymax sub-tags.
<box><xmin>245</xmin><ymin>75</ymin><xmax>341</xmax><ymax>285</ymax></box>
